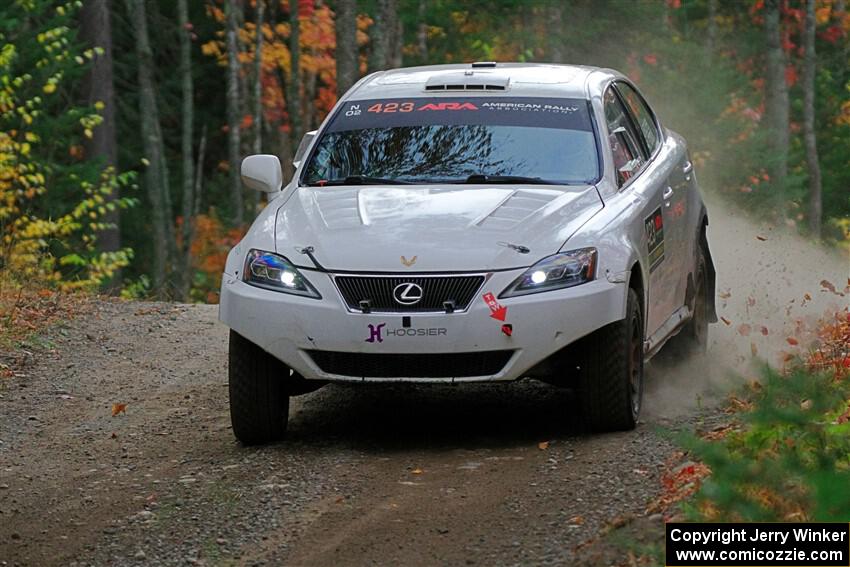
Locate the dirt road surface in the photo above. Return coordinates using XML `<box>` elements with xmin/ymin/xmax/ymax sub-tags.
<box><xmin>1</xmin><ymin>198</ymin><xmax>846</xmax><ymax>566</ymax></box>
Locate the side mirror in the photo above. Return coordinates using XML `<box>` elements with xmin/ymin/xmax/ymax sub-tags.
<box><xmin>292</xmin><ymin>130</ymin><xmax>317</xmax><ymax>169</ymax></box>
<box><xmin>241</xmin><ymin>154</ymin><xmax>283</xmax><ymax>193</ymax></box>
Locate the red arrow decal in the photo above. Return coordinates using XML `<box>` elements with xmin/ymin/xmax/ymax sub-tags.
<box><xmin>482</xmin><ymin>292</ymin><xmax>508</xmax><ymax>321</ymax></box>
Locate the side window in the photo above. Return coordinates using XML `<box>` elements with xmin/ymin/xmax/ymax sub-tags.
<box><xmin>603</xmin><ymin>87</ymin><xmax>644</xmax><ymax>188</ymax></box>
<box><xmin>615</xmin><ymin>82</ymin><xmax>660</xmax><ymax>156</ymax></box>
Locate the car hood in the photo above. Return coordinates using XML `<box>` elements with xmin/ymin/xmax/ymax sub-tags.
<box><xmin>274</xmin><ymin>184</ymin><xmax>602</xmax><ymax>272</ymax></box>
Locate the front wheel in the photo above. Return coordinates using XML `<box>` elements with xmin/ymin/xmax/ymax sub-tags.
<box><xmin>228</xmin><ymin>330</ymin><xmax>290</xmax><ymax>445</ymax></box>
<box><xmin>576</xmin><ymin>288</ymin><xmax>644</xmax><ymax>432</ymax></box>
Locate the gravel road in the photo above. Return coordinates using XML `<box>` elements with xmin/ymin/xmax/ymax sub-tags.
<box><xmin>1</xmin><ymin>198</ymin><xmax>846</xmax><ymax>567</ymax></box>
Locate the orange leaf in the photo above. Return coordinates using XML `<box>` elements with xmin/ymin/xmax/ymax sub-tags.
<box><xmin>786</xmin><ymin>337</ymin><xmax>799</xmax><ymax>346</ymax></box>
<box><xmin>111</xmin><ymin>403</ymin><xmax>127</xmax><ymax>416</ymax></box>
<box><xmin>751</xmin><ymin>342</ymin><xmax>758</xmax><ymax>357</ymax></box>
<box><xmin>821</xmin><ymin>280</ymin><xmax>837</xmax><ymax>294</ymax></box>
<box><xmin>538</xmin><ymin>441</ymin><xmax>550</xmax><ymax>450</ymax></box>
<box><xmin>411</xmin><ymin>468</ymin><xmax>423</xmax><ymax>475</ymax></box>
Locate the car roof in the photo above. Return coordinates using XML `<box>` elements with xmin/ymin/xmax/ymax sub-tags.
<box><xmin>346</xmin><ymin>62</ymin><xmax>621</xmax><ymax>101</ymax></box>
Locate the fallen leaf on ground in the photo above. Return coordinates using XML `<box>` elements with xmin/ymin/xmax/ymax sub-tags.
<box><xmin>821</xmin><ymin>280</ymin><xmax>837</xmax><ymax>294</ymax></box>
<box><xmin>111</xmin><ymin>403</ymin><xmax>127</xmax><ymax>416</ymax></box>
<box><xmin>751</xmin><ymin>342</ymin><xmax>758</xmax><ymax>357</ymax></box>
<box><xmin>760</xmin><ymin>326</ymin><xmax>769</xmax><ymax>336</ymax></box>
<box><xmin>568</xmin><ymin>515</ymin><xmax>584</xmax><ymax>525</ymax></box>
<box><xmin>720</xmin><ymin>317</ymin><xmax>731</xmax><ymax>326</ymax></box>
<box><xmin>800</xmin><ymin>399</ymin><xmax>813</xmax><ymax>411</ymax></box>
<box><xmin>411</xmin><ymin>468</ymin><xmax>423</xmax><ymax>475</ymax></box>
<box><xmin>756</xmin><ymin>235</ymin><xmax>767</xmax><ymax>241</ymax></box>
<box><xmin>719</xmin><ymin>290</ymin><xmax>731</xmax><ymax>299</ymax></box>
<box><xmin>737</xmin><ymin>323</ymin><xmax>751</xmax><ymax>336</ymax></box>
<box><xmin>786</xmin><ymin>337</ymin><xmax>799</xmax><ymax>346</ymax></box>
<box><xmin>538</xmin><ymin>441</ymin><xmax>550</xmax><ymax>450</ymax></box>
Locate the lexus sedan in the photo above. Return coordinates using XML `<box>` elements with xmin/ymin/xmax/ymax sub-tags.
<box><xmin>219</xmin><ymin>62</ymin><xmax>717</xmax><ymax>444</ymax></box>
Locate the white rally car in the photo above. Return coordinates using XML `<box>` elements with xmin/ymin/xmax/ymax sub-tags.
<box><xmin>219</xmin><ymin>62</ymin><xmax>717</xmax><ymax>444</ymax></box>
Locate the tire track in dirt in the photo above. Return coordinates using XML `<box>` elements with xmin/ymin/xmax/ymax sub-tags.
<box><xmin>1</xmin><ymin>197</ymin><xmax>846</xmax><ymax>566</ymax></box>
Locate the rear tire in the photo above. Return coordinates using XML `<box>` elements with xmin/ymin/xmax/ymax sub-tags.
<box><xmin>576</xmin><ymin>288</ymin><xmax>643</xmax><ymax>432</ymax></box>
<box><xmin>228</xmin><ymin>330</ymin><xmax>290</xmax><ymax>445</ymax></box>
<box><xmin>665</xmin><ymin>247</ymin><xmax>709</xmax><ymax>359</ymax></box>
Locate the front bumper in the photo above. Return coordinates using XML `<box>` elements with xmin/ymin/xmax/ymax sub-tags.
<box><xmin>219</xmin><ymin>268</ymin><xmax>627</xmax><ymax>383</ymax></box>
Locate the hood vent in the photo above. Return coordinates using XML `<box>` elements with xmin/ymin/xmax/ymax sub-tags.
<box><xmin>424</xmin><ymin>74</ymin><xmax>509</xmax><ymax>92</ymax></box>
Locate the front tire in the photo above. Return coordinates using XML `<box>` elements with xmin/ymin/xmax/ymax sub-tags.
<box><xmin>228</xmin><ymin>330</ymin><xmax>290</xmax><ymax>445</ymax></box>
<box><xmin>576</xmin><ymin>288</ymin><xmax>644</xmax><ymax>432</ymax></box>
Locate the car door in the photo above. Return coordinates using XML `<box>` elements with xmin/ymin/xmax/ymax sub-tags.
<box><xmin>602</xmin><ymin>85</ymin><xmax>675</xmax><ymax>338</ymax></box>
<box><xmin>614</xmin><ymin>81</ymin><xmax>691</xmax><ymax>314</ymax></box>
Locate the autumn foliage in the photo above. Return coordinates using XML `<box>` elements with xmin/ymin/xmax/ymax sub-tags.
<box><xmin>0</xmin><ymin>1</ymin><xmax>136</xmax><ymax>291</ymax></box>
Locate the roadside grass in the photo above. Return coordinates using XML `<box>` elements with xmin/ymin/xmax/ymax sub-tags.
<box><xmin>574</xmin><ymin>308</ymin><xmax>850</xmax><ymax>566</ymax></box>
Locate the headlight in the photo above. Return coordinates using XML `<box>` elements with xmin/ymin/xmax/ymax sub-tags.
<box><xmin>243</xmin><ymin>249</ymin><xmax>321</xmax><ymax>298</ymax></box>
<box><xmin>499</xmin><ymin>248</ymin><xmax>597</xmax><ymax>298</ymax></box>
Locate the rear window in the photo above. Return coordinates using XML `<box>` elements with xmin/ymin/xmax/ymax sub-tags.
<box><xmin>301</xmin><ymin>97</ymin><xmax>600</xmax><ymax>186</ymax></box>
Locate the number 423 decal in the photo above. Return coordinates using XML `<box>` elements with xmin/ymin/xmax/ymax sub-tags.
<box><xmin>368</xmin><ymin>102</ymin><xmax>415</xmax><ymax>113</ymax></box>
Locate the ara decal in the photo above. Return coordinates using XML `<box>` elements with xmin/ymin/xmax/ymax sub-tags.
<box><xmin>644</xmin><ymin>207</ymin><xmax>665</xmax><ymax>273</ymax></box>
<box><xmin>400</xmin><ymin>255</ymin><xmax>417</xmax><ymax>267</ymax></box>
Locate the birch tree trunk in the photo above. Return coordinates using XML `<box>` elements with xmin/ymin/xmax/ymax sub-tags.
<box><xmin>369</xmin><ymin>0</ymin><xmax>387</xmax><ymax>71</ymax></box>
<box><xmin>547</xmin><ymin>2</ymin><xmax>564</xmax><ymax>63</ymax></box>
<box><xmin>416</xmin><ymin>0</ymin><xmax>427</xmax><ymax>62</ymax></box>
<box><xmin>80</xmin><ymin>0</ymin><xmax>121</xmax><ymax>283</ymax></box>
<box><xmin>253</xmin><ymin>0</ymin><xmax>264</xmax><ymax>157</ymax></box>
<box><xmin>177</xmin><ymin>0</ymin><xmax>195</xmax><ymax>300</ymax></box>
<box><xmin>226</xmin><ymin>0</ymin><xmax>244</xmax><ymax>225</ymax></box>
<box><xmin>126</xmin><ymin>0</ymin><xmax>173</xmax><ymax>296</ymax></box>
<box><xmin>388</xmin><ymin>0</ymin><xmax>402</xmax><ymax>69</ymax></box>
<box><xmin>335</xmin><ymin>0</ymin><xmax>358</xmax><ymax>97</ymax></box>
<box><xmin>803</xmin><ymin>0</ymin><xmax>822</xmax><ymax>238</ymax></box>
<box><xmin>289</xmin><ymin>0</ymin><xmax>302</xmax><ymax>150</ymax></box>
<box><xmin>707</xmin><ymin>0</ymin><xmax>717</xmax><ymax>58</ymax></box>
<box><xmin>252</xmin><ymin>0</ymin><xmax>264</xmax><ymax>211</ymax></box>
<box><xmin>764</xmin><ymin>0</ymin><xmax>789</xmax><ymax>191</ymax></box>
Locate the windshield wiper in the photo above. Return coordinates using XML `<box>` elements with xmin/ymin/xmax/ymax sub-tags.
<box><xmin>309</xmin><ymin>175</ymin><xmax>410</xmax><ymax>186</ymax></box>
<box><xmin>462</xmin><ymin>174</ymin><xmax>556</xmax><ymax>185</ymax></box>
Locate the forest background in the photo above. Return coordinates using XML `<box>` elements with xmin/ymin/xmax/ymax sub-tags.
<box><xmin>1</xmin><ymin>0</ymin><xmax>848</xmax><ymax>302</ymax></box>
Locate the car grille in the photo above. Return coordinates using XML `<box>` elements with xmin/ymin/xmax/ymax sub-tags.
<box><xmin>306</xmin><ymin>350</ymin><xmax>513</xmax><ymax>378</ymax></box>
<box><xmin>334</xmin><ymin>275</ymin><xmax>485</xmax><ymax>312</ymax></box>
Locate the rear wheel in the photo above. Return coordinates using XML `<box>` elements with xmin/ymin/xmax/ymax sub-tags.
<box><xmin>228</xmin><ymin>330</ymin><xmax>290</xmax><ymax>445</ymax></box>
<box><xmin>665</xmin><ymin>247</ymin><xmax>709</xmax><ymax>359</ymax></box>
<box><xmin>576</xmin><ymin>288</ymin><xmax>643</xmax><ymax>432</ymax></box>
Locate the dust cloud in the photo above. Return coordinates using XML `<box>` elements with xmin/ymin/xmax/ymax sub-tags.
<box><xmin>643</xmin><ymin>192</ymin><xmax>850</xmax><ymax>420</ymax></box>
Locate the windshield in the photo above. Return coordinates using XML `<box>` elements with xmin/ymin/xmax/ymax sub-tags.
<box><xmin>301</xmin><ymin>97</ymin><xmax>599</xmax><ymax>186</ymax></box>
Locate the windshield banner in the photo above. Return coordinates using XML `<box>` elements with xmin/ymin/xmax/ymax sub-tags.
<box><xmin>325</xmin><ymin>97</ymin><xmax>593</xmax><ymax>132</ymax></box>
